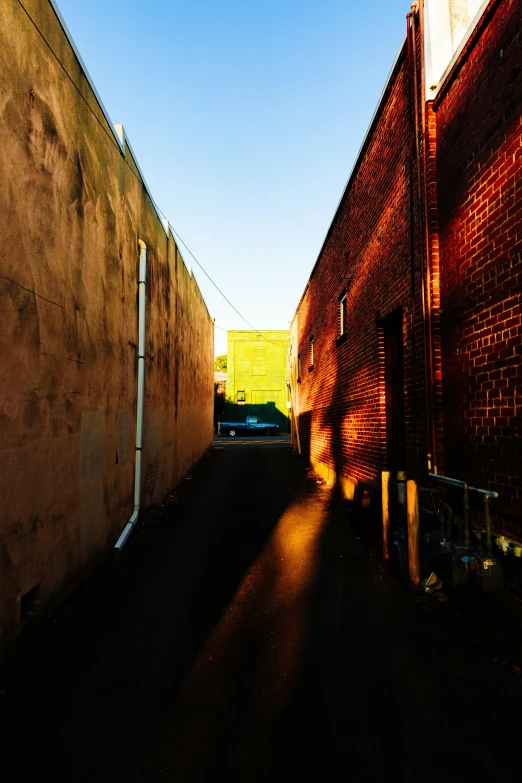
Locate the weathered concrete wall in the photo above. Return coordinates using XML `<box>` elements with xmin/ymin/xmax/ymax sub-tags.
<box><xmin>0</xmin><ymin>0</ymin><xmax>214</xmax><ymax>662</ymax></box>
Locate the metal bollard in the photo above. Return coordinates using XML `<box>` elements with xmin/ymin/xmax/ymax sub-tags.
<box><xmin>381</xmin><ymin>471</ymin><xmax>391</xmax><ymax>560</ymax></box>
<box><xmin>407</xmin><ymin>479</ymin><xmax>421</xmax><ymax>588</ymax></box>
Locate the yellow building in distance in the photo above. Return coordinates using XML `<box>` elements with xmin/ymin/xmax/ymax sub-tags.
<box><xmin>225</xmin><ymin>331</ymin><xmax>290</xmax><ymax>431</ymax></box>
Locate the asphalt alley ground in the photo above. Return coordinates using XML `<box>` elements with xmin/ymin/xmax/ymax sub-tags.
<box><xmin>1</xmin><ymin>438</ymin><xmax>522</xmax><ymax>782</ymax></box>
<box><xmin>214</xmin><ymin>434</ymin><xmax>292</xmax><ymax>445</ymax></box>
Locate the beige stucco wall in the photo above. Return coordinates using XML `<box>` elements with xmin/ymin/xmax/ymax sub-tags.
<box><xmin>0</xmin><ymin>0</ymin><xmax>214</xmax><ymax>661</ymax></box>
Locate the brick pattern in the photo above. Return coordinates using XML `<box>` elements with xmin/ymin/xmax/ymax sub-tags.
<box><xmin>294</xmin><ymin>46</ymin><xmax>431</xmax><ymax>486</ymax></box>
<box><xmin>434</xmin><ymin>0</ymin><xmax>522</xmax><ymax>536</ymax></box>
<box><xmin>294</xmin><ymin>0</ymin><xmax>522</xmax><ymax>599</ymax></box>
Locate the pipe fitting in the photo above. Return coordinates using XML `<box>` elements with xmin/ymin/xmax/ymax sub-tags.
<box><xmin>115</xmin><ymin>239</ymin><xmax>147</xmax><ymax>552</ymax></box>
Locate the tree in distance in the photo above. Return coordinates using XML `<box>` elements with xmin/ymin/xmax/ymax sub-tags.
<box><xmin>214</xmin><ymin>354</ymin><xmax>227</xmax><ymax>372</ymax></box>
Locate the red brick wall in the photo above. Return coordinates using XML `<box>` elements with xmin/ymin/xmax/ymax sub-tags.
<box><xmin>295</xmin><ymin>45</ymin><xmax>430</xmax><ymax>489</ymax></box>
<box><xmin>434</xmin><ymin>0</ymin><xmax>522</xmax><ymax>549</ymax></box>
<box><xmin>294</xmin><ymin>0</ymin><xmax>522</xmax><ymax>598</ymax></box>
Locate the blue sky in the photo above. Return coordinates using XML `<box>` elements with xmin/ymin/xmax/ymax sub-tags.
<box><xmin>56</xmin><ymin>0</ymin><xmax>409</xmax><ymax>356</ymax></box>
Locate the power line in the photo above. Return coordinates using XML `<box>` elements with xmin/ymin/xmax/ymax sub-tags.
<box><xmin>17</xmin><ymin>0</ymin><xmax>124</xmax><ymax>161</ymax></box>
<box><xmin>16</xmin><ymin>0</ymin><xmax>289</xmax><ymax>350</ymax></box>
<box><xmin>153</xmin><ymin>214</ymin><xmax>288</xmax><ymax>350</ymax></box>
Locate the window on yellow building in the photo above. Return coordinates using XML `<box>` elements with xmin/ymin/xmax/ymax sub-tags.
<box><xmin>252</xmin><ymin>345</ymin><xmax>267</xmax><ymax>375</ymax></box>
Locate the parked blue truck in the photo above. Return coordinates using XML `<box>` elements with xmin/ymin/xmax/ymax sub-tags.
<box><xmin>219</xmin><ymin>416</ymin><xmax>280</xmax><ymax>437</ymax></box>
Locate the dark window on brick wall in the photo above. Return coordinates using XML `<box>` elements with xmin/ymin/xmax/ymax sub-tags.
<box><xmin>309</xmin><ymin>336</ymin><xmax>314</xmax><ymax>370</ymax></box>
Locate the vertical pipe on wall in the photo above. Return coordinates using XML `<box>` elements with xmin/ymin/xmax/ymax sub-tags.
<box><xmin>406</xmin><ymin>11</ymin><xmax>419</xmax><ymax>471</ymax></box>
<box><xmin>115</xmin><ymin>239</ymin><xmax>147</xmax><ymax>552</ymax></box>
<box><xmin>411</xmin><ymin>2</ymin><xmax>438</xmax><ymax>475</ymax></box>
<box><xmin>291</xmin><ymin>376</ymin><xmax>302</xmax><ymax>455</ymax></box>
<box><xmin>418</xmin><ymin>0</ymin><xmax>438</xmax><ymax>475</ymax></box>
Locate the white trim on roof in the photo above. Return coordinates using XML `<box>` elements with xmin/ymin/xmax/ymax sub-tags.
<box><xmin>292</xmin><ymin>37</ymin><xmax>406</xmax><ymax>323</ymax></box>
<box><xmin>113</xmin><ymin>124</ymin><xmax>168</xmax><ymax>235</ymax></box>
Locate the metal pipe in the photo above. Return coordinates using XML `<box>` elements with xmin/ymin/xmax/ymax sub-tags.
<box><xmin>428</xmin><ymin>473</ymin><xmax>469</xmax><ymax>549</ymax></box>
<box><xmin>406</xmin><ymin>11</ymin><xmax>418</xmax><ymax>472</ymax></box>
<box><xmin>429</xmin><ymin>475</ymin><xmax>499</xmax><ymax>554</ymax></box>
<box><xmin>463</xmin><ymin>484</ymin><xmax>470</xmax><ymax>550</ymax></box>
<box><xmin>411</xmin><ymin>3</ymin><xmax>437</xmax><ymax>474</ymax></box>
<box><xmin>469</xmin><ymin>487</ymin><xmax>499</xmax><ymax>557</ymax></box>
<box><xmin>418</xmin><ymin>0</ymin><xmax>438</xmax><ymax>475</ymax></box>
<box><xmin>484</xmin><ymin>496</ymin><xmax>493</xmax><ymax>556</ymax></box>
<box><xmin>468</xmin><ymin>487</ymin><xmax>500</xmax><ymax>499</ymax></box>
<box><xmin>428</xmin><ymin>473</ymin><xmax>465</xmax><ymax>489</ymax></box>
<box><xmin>290</xmin><ymin>350</ymin><xmax>302</xmax><ymax>455</ymax></box>
<box><xmin>115</xmin><ymin>239</ymin><xmax>147</xmax><ymax>551</ymax></box>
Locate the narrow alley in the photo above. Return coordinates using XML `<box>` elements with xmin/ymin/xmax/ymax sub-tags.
<box><xmin>1</xmin><ymin>439</ymin><xmax>521</xmax><ymax>782</ymax></box>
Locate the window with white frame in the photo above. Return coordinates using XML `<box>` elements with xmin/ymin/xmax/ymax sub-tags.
<box><xmin>339</xmin><ymin>290</ymin><xmax>347</xmax><ymax>337</ymax></box>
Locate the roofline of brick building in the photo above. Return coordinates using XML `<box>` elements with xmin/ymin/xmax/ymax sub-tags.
<box><xmin>291</xmin><ymin>38</ymin><xmax>407</xmax><ymax>327</ymax></box>
<box><xmin>291</xmin><ymin>0</ymin><xmax>500</xmax><ymax>330</ymax></box>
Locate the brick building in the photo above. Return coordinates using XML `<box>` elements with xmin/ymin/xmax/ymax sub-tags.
<box><xmin>225</xmin><ymin>331</ymin><xmax>290</xmax><ymax>432</ymax></box>
<box><xmin>291</xmin><ymin>0</ymin><xmax>522</xmax><ymax>596</ymax></box>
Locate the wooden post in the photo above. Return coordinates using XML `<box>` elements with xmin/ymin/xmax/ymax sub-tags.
<box><xmin>381</xmin><ymin>471</ymin><xmax>391</xmax><ymax>560</ymax></box>
<box><xmin>407</xmin><ymin>479</ymin><xmax>421</xmax><ymax>588</ymax></box>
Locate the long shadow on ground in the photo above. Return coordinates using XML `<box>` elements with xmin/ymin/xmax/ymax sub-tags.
<box><xmin>0</xmin><ymin>443</ymin><xmax>306</xmax><ymax>782</ymax></box>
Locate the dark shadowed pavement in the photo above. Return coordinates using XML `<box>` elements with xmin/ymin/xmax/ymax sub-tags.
<box><xmin>1</xmin><ymin>438</ymin><xmax>522</xmax><ymax>781</ymax></box>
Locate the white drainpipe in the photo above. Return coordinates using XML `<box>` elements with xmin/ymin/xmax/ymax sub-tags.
<box><xmin>115</xmin><ymin>239</ymin><xmax>147</xmax><ymax>551</ymax></box>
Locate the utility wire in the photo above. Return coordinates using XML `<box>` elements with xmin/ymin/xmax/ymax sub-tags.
<box><xmin>16</xmin><ymin>0</ymin><xmax>289</xmax><ymax>350</ymax></box>
<box><xmin>152</xmin><ymin>206</ymin><xmax>288</xmax><ymax>350</ymax></box>
<box><xmin>17</xmin><ymin>0</ymin><xmax>124</xmax><ymax>161</ymax></box>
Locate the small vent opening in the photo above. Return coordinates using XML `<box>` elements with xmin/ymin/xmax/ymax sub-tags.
<box><xmin>20</xmin><ymin>584</ymin><xmax>41</xmax><ymax>624</ymax></box>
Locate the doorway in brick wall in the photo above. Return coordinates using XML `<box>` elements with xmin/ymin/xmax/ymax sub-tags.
<box><xmin>382</xmin><ymin>308</ymin><xmax>406</xmax><ymax>472</ymax></box>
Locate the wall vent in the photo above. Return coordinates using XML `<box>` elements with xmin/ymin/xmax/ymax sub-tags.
<box><xmin>20</xmin><ymin>584</ymin><xmax>41</xmax><ymax>624</ymax></box>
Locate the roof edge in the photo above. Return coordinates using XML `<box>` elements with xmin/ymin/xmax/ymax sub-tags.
<box><xmin>291</xmin><ymin>38</ymin><xmax>407</xmax><ymax>325</ymax></box>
